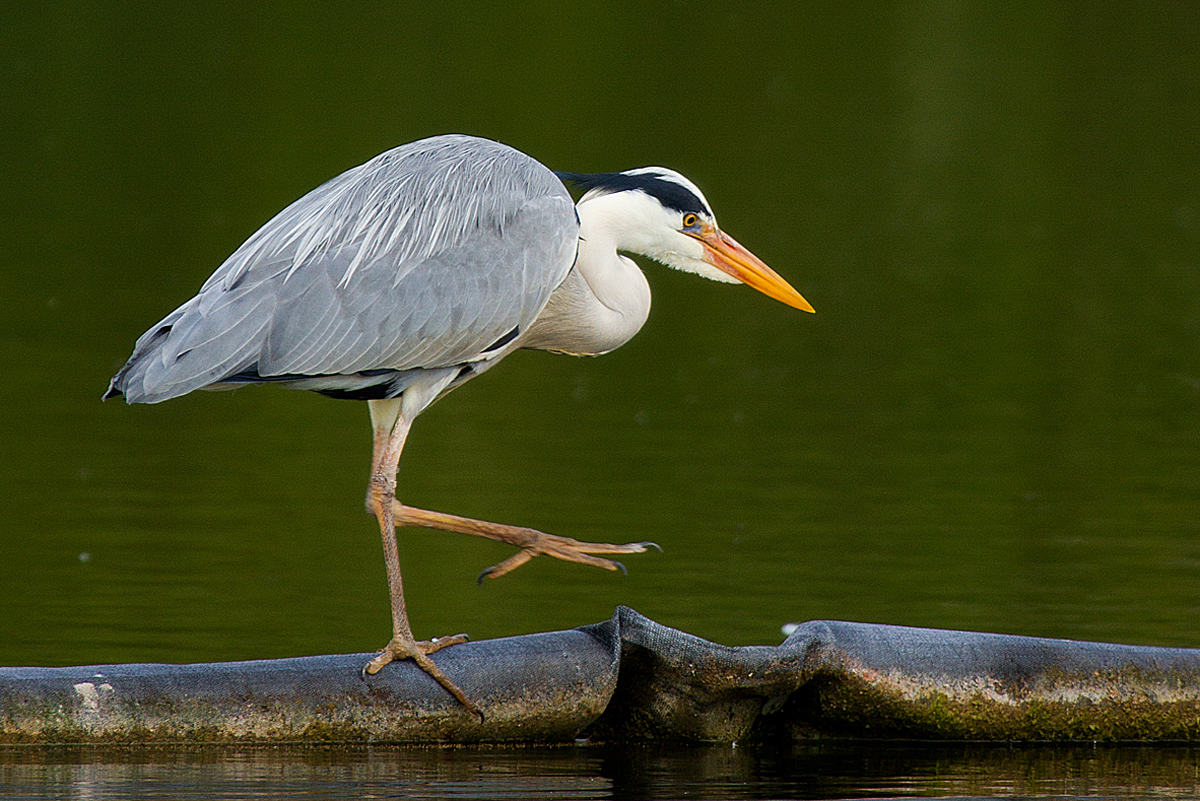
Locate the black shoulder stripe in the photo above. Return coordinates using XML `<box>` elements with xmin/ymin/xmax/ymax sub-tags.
<box><xmin>314</xmin><ymin>385</ymin><xmax>396</xmax><ymax>401</ymax></box>
<box><xmin>482</xmin><ymin>326</ymin><xmax>520</xmax><ymax>353</ymax></box>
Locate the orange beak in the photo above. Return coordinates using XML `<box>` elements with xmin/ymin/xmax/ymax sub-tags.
<box><xmin>691</xmin><ymin>226</ymin><xmax>815</xmax><ymax>312</ymax></box>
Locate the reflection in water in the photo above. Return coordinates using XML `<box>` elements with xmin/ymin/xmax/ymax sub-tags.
<box><xmin>3</xmin><ymin>743</ymin><xmax>1200</xmax><ymax>800</ymax></box>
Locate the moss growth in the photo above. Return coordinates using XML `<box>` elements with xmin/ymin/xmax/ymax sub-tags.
<box><xmin>778</xmin><ymin>668</ymin><xmax>1200</xmax><ymax>741</ymax></box>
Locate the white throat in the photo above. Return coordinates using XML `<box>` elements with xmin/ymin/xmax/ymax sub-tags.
<box><xmin>518</xmin><ymin>192</ymin><xmax>654</xmax><ymax>356</ymax></box>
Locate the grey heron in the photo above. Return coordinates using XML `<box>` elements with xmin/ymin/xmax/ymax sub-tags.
<box><xmin>105</xmin><ymin>134</ymin><xmax>814</xmax><ymax>717</ymax></box>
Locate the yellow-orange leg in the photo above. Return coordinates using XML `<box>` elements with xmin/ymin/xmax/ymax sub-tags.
<box><xmin>361</xmin><ymin>408</ymin><xmax>479</xmax><ymax>719</ymax></box>
<box><xmin>358</xmin><ymin>395</ymin><xmax>659</xmax><ymax>720</ymax></box>
<box><xmin>389</xmin><ymin>502</ymin><xmax>661</xmax><ymax>582</ymax></box>
<box><xmin>364</xmin><ymin>398</ymin><xmax>658</xmax><ymax>586</ymax></box>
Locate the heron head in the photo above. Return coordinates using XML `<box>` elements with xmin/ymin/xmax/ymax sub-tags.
<box><xmin>560</xmin><ymin>167</ymin><xmax>814</xmax><ymax>312</ymax></box>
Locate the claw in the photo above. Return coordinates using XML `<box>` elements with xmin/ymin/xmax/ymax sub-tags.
<box><xmin>640</xmin><ymin>541</ymin><xmax>664</xmax><ymax>553</ymax></box>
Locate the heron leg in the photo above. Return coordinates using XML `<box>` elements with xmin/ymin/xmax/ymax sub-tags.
<box><xmin>389</xmin><ymin>502</ymin><xmax>662</xmax><ymax>581</ymax></box>
<box><xmin>361</xmin><ymin>407</ymin><xmax>478</xmax><ymax>718</ymax></box>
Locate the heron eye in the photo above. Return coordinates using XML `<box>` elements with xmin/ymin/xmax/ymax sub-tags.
<box><xmin>682</xmin><ymin>213</ymin><xmax>699</xmax><ymax>229</ymax></box>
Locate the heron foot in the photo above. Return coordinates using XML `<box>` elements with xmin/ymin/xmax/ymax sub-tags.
<box><xmin>362</xmin><ymin>633</ymin><xmax>480</xmax><ymax>719</ymax></box>
<box><xmin>388</xmin><ymin>501</ymin><xmax>662</xmax><ymax>581</ymax></box>
<box><xmin>478</xmin><ymin>534</ymin><xmax>662</xmax><ymax>582</ymax></box>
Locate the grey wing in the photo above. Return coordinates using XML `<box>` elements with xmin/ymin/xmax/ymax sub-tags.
<box><xmin>106</xmin><ymin>135</ymin><xmax>578</xmax><ymax>404</ymax></box>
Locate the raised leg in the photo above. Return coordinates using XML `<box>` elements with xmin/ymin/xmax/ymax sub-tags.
<box><xmin>365</xmin><ymin>398</ymin><xmax>659</xmax><ymax>583</ymax></box>
<box><xmin>390</xmin><ymin>502</ymin><xmax>661</xmax><ymax>582</ymax></box>
<box><xmin>360</xmin><ymin>402</ymin><xmax>478</xmax><ymax>718</ymax></box>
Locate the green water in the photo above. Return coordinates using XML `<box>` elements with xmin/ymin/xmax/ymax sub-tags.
<box><xmin>3</xmin><ymin>1</ymin><xmax>1200</xmax><ymax>795</ymax></box>
<box><xmin>4</xmin><ymin>743</ymin><xmax>1200</xmax><ymax>799</ymax></box>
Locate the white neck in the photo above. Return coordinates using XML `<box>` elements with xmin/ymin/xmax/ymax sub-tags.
<box><xmin>519</xmin><ymin>193</ymin><xmax>653</xmax><ymax>356</ymax></box>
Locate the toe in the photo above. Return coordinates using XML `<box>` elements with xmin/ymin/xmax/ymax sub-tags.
<box><xmin>362</xmin><ymin>649</ymin><xmax>395</xmax><ymax>677</ymax></box>
<box><xmin>422</xmin><ymin>633</ymin><xmax>470</xmax><ymax>655</ymax></box>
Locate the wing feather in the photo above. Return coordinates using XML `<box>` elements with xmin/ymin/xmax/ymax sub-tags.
<box><xmin>107</xmin><ymin>135</ymin><xmax>578</xmax><ymax>404</ymax></box>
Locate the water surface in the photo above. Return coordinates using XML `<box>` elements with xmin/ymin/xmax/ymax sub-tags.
<box><xmin>4</xmin><ymin>743</ymin><xmax>1200</xmax><ymax>800</ymax></box>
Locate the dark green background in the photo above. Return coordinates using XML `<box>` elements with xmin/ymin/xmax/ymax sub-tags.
<box><xmin>3</xmin><ymin>3</ymin><xmax>1199</xmax><ymax>673</ymax></box>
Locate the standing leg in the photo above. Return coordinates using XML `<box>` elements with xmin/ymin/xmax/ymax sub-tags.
<box><xmin>360</xmin><ymin>400</ymin><xmax>477</xmax><ymax>718</ymax></box>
